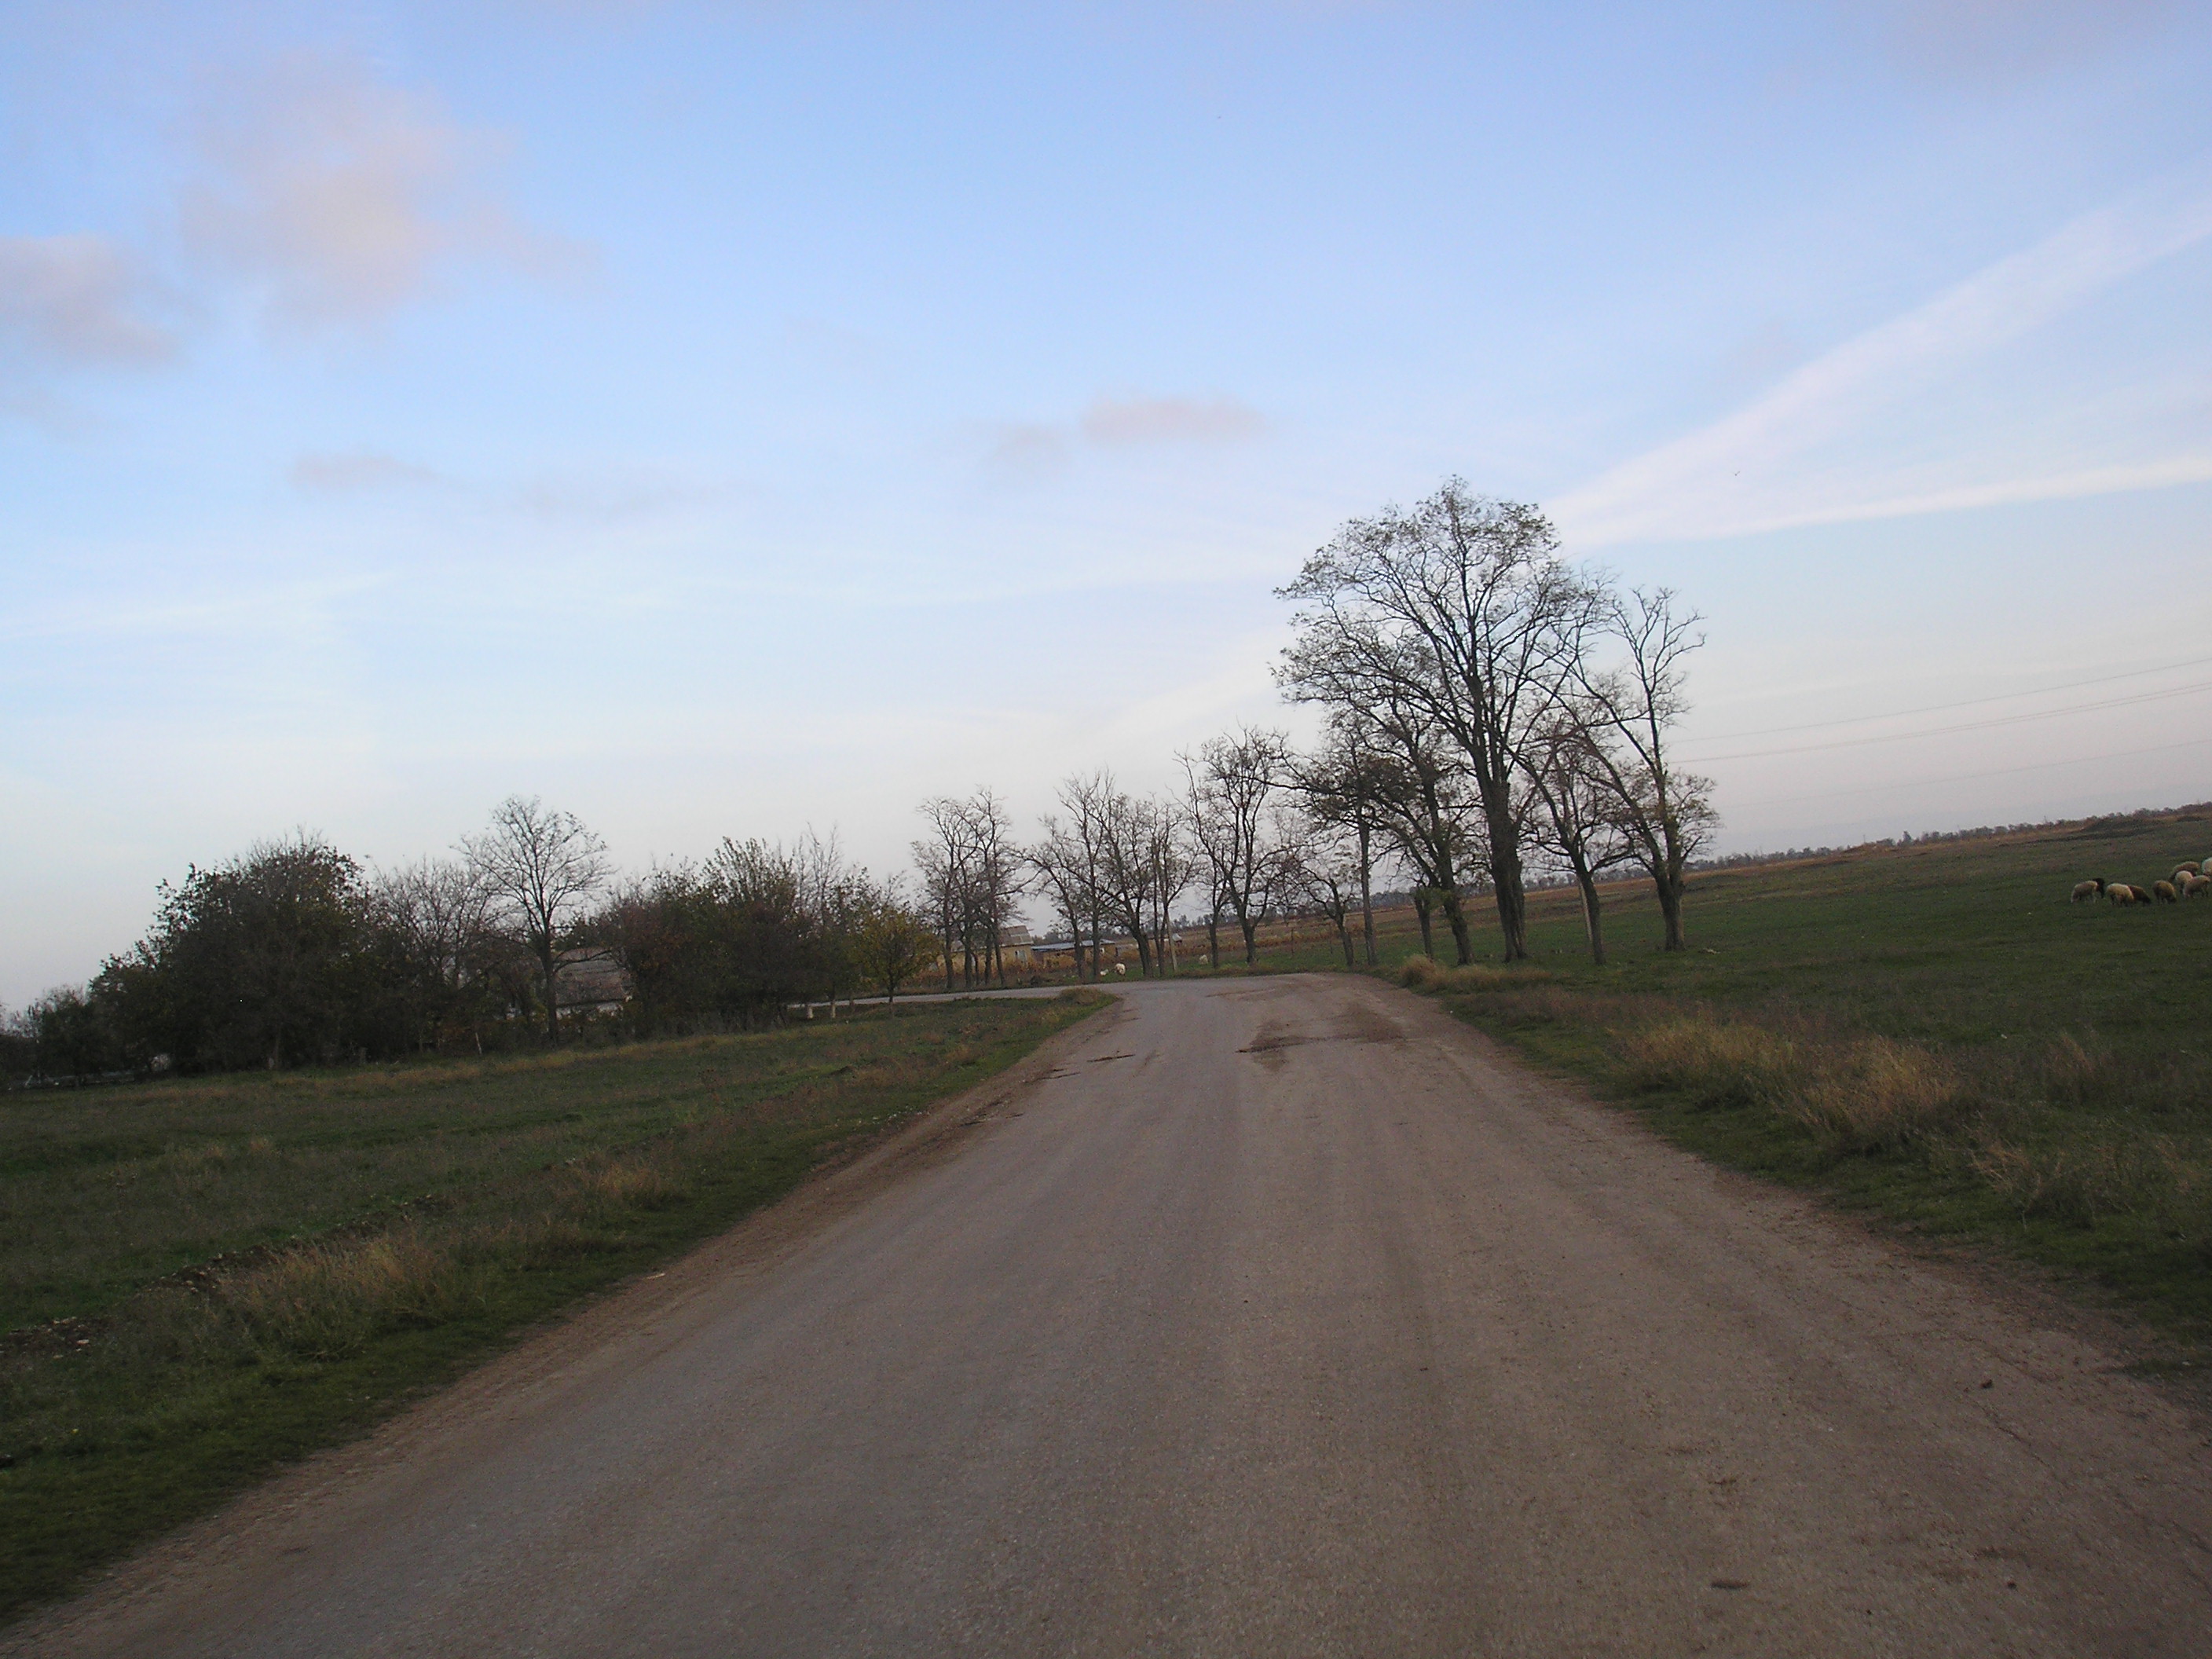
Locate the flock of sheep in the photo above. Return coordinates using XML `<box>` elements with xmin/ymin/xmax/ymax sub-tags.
<box><xmin>2072</xmin><ymin>861</ymin><xmax>2212</xmax><ymax>906</ymax></box>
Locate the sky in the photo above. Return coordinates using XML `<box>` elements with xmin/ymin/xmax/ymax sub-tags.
<box><xmin>5</xmin><ymin>0</ymin><xmax>2212</xmax><ymax>1003</ymax></box>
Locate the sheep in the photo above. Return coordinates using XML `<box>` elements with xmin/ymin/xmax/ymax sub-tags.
<box><xmin>2071</xmin><ymin>878</ymin><xmax>2105</xmax><ymax>903</ymax></box>
<box><xmin>2154</xmin><ymin>880</ymin><xmax>2180</xmax><ymax>904</ymax></box>
<box><xmin>2176</xmin><ymin>861</ymin><xmax>2203</xmax><ymax>878</ymax></box>
<box><xmin>2184</xmin><ymin>873</ymin><xmax>2212</xmax><ymax>899</ymax></box>
<box><xmin>2108</xmin><ymin>883</ymin><xmax>2147</xmax><ymax>906</ymax></box>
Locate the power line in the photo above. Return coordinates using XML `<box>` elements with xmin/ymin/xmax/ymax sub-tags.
<box><xmin>1723</xmin><ymin>733</ymin><xmax>2212</xmax><ymax>812</ymax></box>
<box><xmin>1685</xmin><ymin>654</ymin><xmax>2212</xmax><ymax>745</ymax></box>
<box><xmin>1683</xmin><ymin>679</ymin><xmax>2212</xmax><ymax>764</ymax></box>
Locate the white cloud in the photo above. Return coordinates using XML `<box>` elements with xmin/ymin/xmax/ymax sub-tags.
<box><xmin>180</xmin><ymin>52</ymin><xmax>591</xmax><ymax>331</ymax></box>
<box><xmin>1553</xmin><ymin>174</ymin><xmax>2212</xmax><ymax>547</ymax></box>
<box><xmin>0</xmin><ymin>234</ymin><xmax>177</xmax><ymax>366</ymax></box>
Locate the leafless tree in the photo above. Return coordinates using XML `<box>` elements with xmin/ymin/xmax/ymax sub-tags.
<box><xmin>460</xmin><ymin>797</ymin><xmax>611</xmax><ymax>1040</ymax></box>
<box><xmin>374</xmin><ymin>856</ymin><xmax>491</xmax><ymax>991</ymax></box>
<box><xmin>1569</xmin><ymin>587</ymin><xmax>1718</xmax><ymax>952</ymax></box>
<box><xmin>1284</xmin><ymin>645</ymin><xmax>1483</xmax><ymax>962</ymax></box>
<box><xmin>1284</xmin><ymin>815</ymin><xmax>1364</xmax><ymax>968</ymax></box>
<box><xmin>1280</xmin><ymin>479</ymin><xmax>1587</xmax><ymax>961</ymax></box>
<box><xmin>914</xmin><ymin>790</ymin><xmax>1019</xmax><ymax>990</ymax></box>
<box><xmin>1524</xmin><ymin>712</ymin><xmax>1635</xmax><ymax>964</ymax></box>
<box><xmin>1294</xmin><ymin>724</ymin><xmax>1397</xmax><ymax>966</ymax></box>
<box><xmin>1027</xmin><ymin>810</ymin><xmax>1098</xmax><ymax>982</ymax></box>
<box><xmin>1090</xmin><ymin>781</ymin><xmax>1188</xmax><ymax>976</ymax></box>
<box><xmin>1181</xmin><ymin>726</ymin><xmax>1294</xmax><ymax>967</ymax></box>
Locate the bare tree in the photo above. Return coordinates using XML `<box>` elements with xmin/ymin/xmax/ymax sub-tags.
<box><xmin>1280</xmin><ymin>479</ymin><xmax>1586</xmax><ymax>961</ymax></box>
<box><xmin>914</xmin><ymin>790</ymin><xmax>1020</xmax><ymax>990</ymax></box>
<box><xmin>372</xmin><ymin>855</ymin><xmax>497</xmax><ymax>1049</ymax></box>
<box><xmin>1027</xmin><ymin>812</ymin><xmax>1097</xmax><ymax>981</ymax></box>
<box><xmin>1524</xmin><ymin>712</ymin><xmax>1635</xmax><ymax>964</ymax></box>
<box><xmin>1091</xmin><ymin>782</ymin><xmax>1187</xmax><ymax>976</ymax></box>
<box><xmin>1181</xmin><ymin>727</ymin><xmax>1293</xmax><ymax>967</ymax></box>
<box><xmin>1570</xmin><ymin>587</ymin><xmax>1718</xmax><ymax>952</ymax></box>
<box><xmin>1284</xmin><ymin>815</ymin><xmax>1364</xmax><ymax>968</ymax></box>
<box><xmin>460</xmin><ymin>797</ymin><xmax>611</xmax><ymax>1041</ymax></box>
<box><xmin>1294</xmin><ymin>725</ymin><xmax>1397</xmax><ymax>966</ymax></box>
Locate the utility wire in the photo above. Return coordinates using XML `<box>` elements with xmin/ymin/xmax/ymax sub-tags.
<box><xmin>1684</xmin><ymin>679</ymin><xmax>2212</xmax><ymax>764</ymax></box>
<box><xmin>1686</xmin><ymin>653</ymin><xmax>2212</xmax><ymax>745</ymax></box>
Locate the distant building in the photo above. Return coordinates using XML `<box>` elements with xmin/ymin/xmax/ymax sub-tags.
<box><xmin>554</xmin><ymin>948</ymin><xmax>632</xmax><ymax>1016</ymax></box>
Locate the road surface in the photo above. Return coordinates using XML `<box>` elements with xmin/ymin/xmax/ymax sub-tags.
<box><xmin>19</xmin><ymin>975</ymin><xmax>2212</xmax><ymax>1657</ymax></box>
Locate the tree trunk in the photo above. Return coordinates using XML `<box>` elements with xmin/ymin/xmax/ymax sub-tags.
<box><xmin>1240</xmin><ymin>914</ymin><xmax>1259</xmax><ymax>966</ymax></box>
<box><xmin>1207</xmin><ymin>914</ymin><xmax>1221</xmax><ymax>969</ymax></box>
<box><xmin>1489</xmin><ymin>837</ymin><xmax>1529</xmax><ymax>962</ymax></box>
<box><xmin>1572</xmin><ymin>857</ymin><xmax>1606</xmax><ymax>965</ymax></box>
<box><xmin>1441</xmin><ymin>886</ymin><xmax>1474</xmax><ymax>966</ymax></box>
<box><xmin>540</xmin><ymin>943</ymin><xmax>560</xmax><ymax>1042</ymax></box>
<box><xmin>1656</xmin><ymin>872</ymin><xmax>1687</xmax><ymax>951</ymax></box>
<box><xmin>1415</xmin><ymin>891</ymin><xmax>1434</xmax><ymax>959</ymax></box>
<box><xmin>1357</xmin><ymin>824</ymin><xmax>1376</xmax><ymax>966</ymax></box>
<box><xmin>1337</xmin><ymin>917</ymin><xmax>1355</xmax><ymax>967</ymax></box>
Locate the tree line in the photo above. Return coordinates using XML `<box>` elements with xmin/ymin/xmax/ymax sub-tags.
<box><xmin>2</xmin><ymin>480</ymin><xmax>1713</xmax><ymax>1080</ymax></box>
<box><xmin>908</xmin><ymin>480</ymin><xmax>1712</xmax><ymax>986</ymax></box>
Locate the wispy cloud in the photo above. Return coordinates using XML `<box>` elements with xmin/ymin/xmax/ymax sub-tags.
<box><xmin>1872</xmin><ymin>0</ymin><xmax>2190</xmax><ymax>85</ymax></box>
<box><xmin>1081</xmin><ymin>394</ymin><xmax>1266</xmax><ymax>445</ymax></box>
<box><xmin>983</xmin><ymin>422</ymin><xmax>1071</xmax><ymax>479</ymax></box>
<box><xmin>982</xmin><ymin>392</ymin><xmax>1268</xmax><ymax>483</ymax></box>
<box><xmin>1553</xmin><ymin>173</ymin><xmax>2212</xmax><ymax>546</ymax></box>
<box><xmin>181</xmin><ymin>52</ymin><xmax>592</xmax><ymax>333</ymax></box>
<box><xmin>0</xmin><ymin>234</ymin><xmax>178</xmax><ymax>366</ymax></box>
<box><xmin>289</xmin><ymin>450</ymin><xmax>450</xmax><ymax>491</ymax></box>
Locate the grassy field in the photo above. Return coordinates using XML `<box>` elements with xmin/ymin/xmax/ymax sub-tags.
<box><xmin>1300</xmin><ymin>810</ymin><xmax>2212</xmax><ymax>1353</ymax></box>
<box><xmin>0</xmin><ymin>993</ymin><xmax>1103</xmax><ymax>1624</ymax></box>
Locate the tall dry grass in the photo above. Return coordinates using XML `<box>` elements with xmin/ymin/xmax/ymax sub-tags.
<box><xmin>1403</xmin><ymin>973</ymin><xmax>2210</xmax><ymax>1243</ymax></box>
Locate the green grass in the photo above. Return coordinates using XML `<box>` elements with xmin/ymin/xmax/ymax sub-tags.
<box><xmin>1319</xmin><ymin>810</ymin><xmax>2212</xmax><ymax>1352</ymax></box>
<box><xmin>0</xmin><ymin>993</ymin><xmax>1104</xmax><ymax>1624</ymax></box>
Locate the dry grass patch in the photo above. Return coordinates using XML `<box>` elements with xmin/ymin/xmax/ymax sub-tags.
<box><xmin>1786</xmin><ymin>1038</ymin><xmax>1971</xmax><ymax>1153</ymax></box>
<box><xmin>1398</xmin><ymin>956</ymin><xmax>1552</xmax><ymax>994</ymax></box>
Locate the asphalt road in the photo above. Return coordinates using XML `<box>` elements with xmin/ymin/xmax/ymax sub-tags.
<box><xmin>23</xmin><ymin>975</ymin><xmax>2212</xmax><ymax>1657</ymax></box>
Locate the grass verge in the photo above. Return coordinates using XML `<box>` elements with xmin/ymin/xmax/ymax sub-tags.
<box><xmin>0</xmin><ymin>992</ymin><xmax>1105</xmax><ymax>1624</ymax></box>
<box><xmin>1392</xmin><ymin>954</ymin><xmax>2212</xmax><ymax>1351</ymax></box>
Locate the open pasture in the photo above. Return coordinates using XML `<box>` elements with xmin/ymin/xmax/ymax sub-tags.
<box><xmin>1338</xmin><ymin>809</ymin><xmax>2212</xmax><ymax>1353</ymax></box>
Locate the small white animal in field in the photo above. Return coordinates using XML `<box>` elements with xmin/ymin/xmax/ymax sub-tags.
<box><xmin>2071</xmin><ymin>879</ymin><xmax>2104</xmax><ymax>903</ymax></box>
<box><xmin>2175</xmin><ymin>861</ymin><xmax>2202</xmax><ymax>877</ymax></box>
<box><xmin>1113</xmin><ymin>961</ymin><xmax>1127</xmax><ymax>977</ymax></box>
<box><xmin>2183</xmin><ymin>873</ymin><xmax>2212</xmax><ymax>898</ymax></box>
<box><xmin>2154</xmin><ymin>880</ymin><xmax>2180</xmax><ymax>904</ymax></box>
<box><xmin>2108</xmin><ymin>884</ymin><xmax>2145</xmax><ymax>906</ymax></box>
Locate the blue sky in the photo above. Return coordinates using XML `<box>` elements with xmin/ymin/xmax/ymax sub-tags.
<box><xmin>6</xmin><ymin>1</ymin><xmax>2212</xmax><ymax>1002</ymax></box>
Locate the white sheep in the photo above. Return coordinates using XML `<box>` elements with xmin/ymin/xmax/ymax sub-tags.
<box><xmin>2183</xmin><ymin>873</ymin><xmax>2212</xmax><ymax>899</ymax></box>
<box><xmin>2071</xmin><ymin>878</ymin><xmax>2105</xmax><ymax>903</ymax></box>
<box><xmin>2108</xmin><ymin>883</ymin><xmax>2146</xmax><ymax>906</ymax></box>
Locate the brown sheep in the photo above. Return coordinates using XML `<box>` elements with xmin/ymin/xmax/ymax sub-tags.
<box><xmin>2176</xmin><ymin>861</ymin><xmax>2203</xmax><ymax>878</ymax></box>
<box><xmin>2154</xmin><ymin>880</ymin><xmax>2180</xmax><ymax>904</ymax></box>
<box><xmin>2108</xmin><ymin>883</ymin><xmax>2148</xmax><ymax>906</ymax></box>
<box><xmin>2071</xmin><ymin>878</ymin><xmax>2105</xmax><ymax>903</ymax></box>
